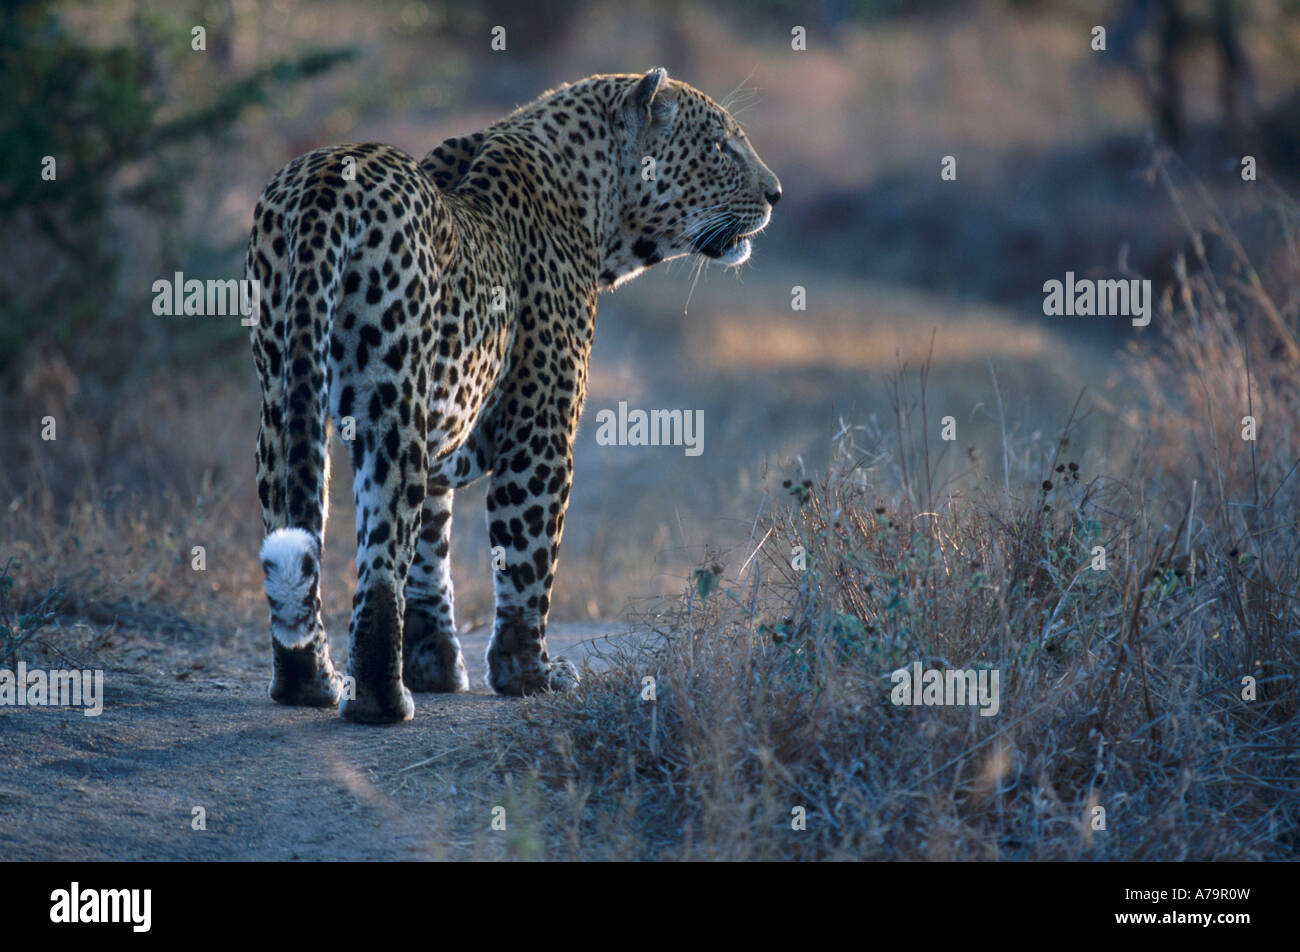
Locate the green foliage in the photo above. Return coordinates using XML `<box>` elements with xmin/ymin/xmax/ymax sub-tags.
<box><xmin>692</xmin><ymin>563</ymin><xmax>721</xmax><ymax>600</ymax></box>
<box><xmin>0</xmin><ymin>558</ymin><xmax>59</xmax><ymax>665</ymax></box>
<box><xmin>0</xmin><ymin>0</ymin><xmax>354</xmax><ymax>381</ymax></box>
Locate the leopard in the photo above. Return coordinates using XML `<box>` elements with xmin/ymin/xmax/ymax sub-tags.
<box><xmin>246</xmin><ymin>68</ymin><xmax>781</xmax><ymax>723</ymax></box>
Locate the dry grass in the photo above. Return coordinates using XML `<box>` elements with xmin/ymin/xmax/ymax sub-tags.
<box><xmin>0</xmin><ymin>371</ymin><xmax>262</xmax><ymax>671</ymax></box>
<box><xmin>461</xmin><ymin>396</ymin><xmax>1297</xmax><ymax>858</ymax></box>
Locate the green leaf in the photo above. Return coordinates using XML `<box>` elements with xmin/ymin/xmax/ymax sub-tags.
<box><xmin>693</xmin><ymin>565</ymin><xmax>720</xmax><ymax>600</ymax></box>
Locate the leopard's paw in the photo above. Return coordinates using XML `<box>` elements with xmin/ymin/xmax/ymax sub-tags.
<box><xmin>487</xmin><ymin>654</ymin><xmax>579</xmax><ymax>697</ymax></box>
<box><xmin>270</xmin><ymin>642</ymin><xmax>343</xmax><ymax>708</ymax></box>
<box><xmin>403</xmin><ymin>638</ymin><xmax>469</xmax><ymax>693</ymax></box>
<box><xmin>402</xmin><ymin>607</ymin><xmax>469</xmax><ymax>693</ymax></box>
<box><xmin>339</xmin><ymin>681</ymin><xmax>414</xmax><ymax>725</ymax></box>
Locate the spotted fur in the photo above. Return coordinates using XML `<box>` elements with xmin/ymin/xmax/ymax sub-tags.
<box><xmin>247</xmin><ymin>69</ymin><xmax>781</xmax><ymax>723</ymax></box>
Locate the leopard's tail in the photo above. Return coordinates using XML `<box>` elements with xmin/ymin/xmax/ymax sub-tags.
<box><xmin>259</xmin><ymin>179</ymin><xmax>357</xmax><ymax>648</ymax></box>
<box><xmin>260</xmin><ymin>528</ymin><xmax>320</xmax><ymax>648</ymax></box>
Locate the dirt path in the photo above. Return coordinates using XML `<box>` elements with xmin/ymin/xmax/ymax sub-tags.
<box><xmin>0</xmin><ymin>623</ymin><xmax>617</xmax><ymax>860</ymax></box>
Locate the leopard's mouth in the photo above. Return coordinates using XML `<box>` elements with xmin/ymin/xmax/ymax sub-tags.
<box><xmin>698</xmin><ymin>230</ymin><xmax>747</xmax><ymax>260</ymax></box>
<box><xmin>700</xmin><ymin>235</ymin><xmax>751</xmax><ymax>266</ymax></box>
<box><xmin>695</xmin><ymin>209</ymin><xmax>769</xmax><ymax>264</ymax></box>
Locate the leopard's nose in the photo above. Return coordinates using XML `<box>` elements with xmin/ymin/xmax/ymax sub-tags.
<box><xmin>765</xmin><ymin>186</ymin><xmax>782</xmax><ymax>206</ymax></box>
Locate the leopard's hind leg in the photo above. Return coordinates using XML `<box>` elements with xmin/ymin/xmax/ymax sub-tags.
<box><xmin>249</xmin><ymin>176</ymin><xmax>344</xmax><ymax>708</ymax></box>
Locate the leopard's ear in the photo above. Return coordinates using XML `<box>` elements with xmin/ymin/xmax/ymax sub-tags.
<box><xmin>623</xmin><ymin>67</ymin><xmax>675</xmax><ymax>127</ymax></box>
<box><xmin>420</xmin><ymin>130</ymin><xmax>488</xmax><ymax>190</ymax></box>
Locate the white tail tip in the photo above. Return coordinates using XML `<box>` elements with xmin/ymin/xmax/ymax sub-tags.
<box><xmin>260</xmin><ymin>528</ymin><xmax>319</xmax><ymax>648</ymax></box>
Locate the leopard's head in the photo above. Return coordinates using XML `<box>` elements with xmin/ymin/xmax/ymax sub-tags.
<box><xmin>602</xmin><ymin>68</ymin><xmax>781</xmax><ymax>289</ymax></box>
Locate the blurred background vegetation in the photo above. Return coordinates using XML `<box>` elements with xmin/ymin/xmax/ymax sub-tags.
<box><xmin>2</xmin><ymin>0</ymin><xmax>1300</xmax><ymax>640</ymax></box>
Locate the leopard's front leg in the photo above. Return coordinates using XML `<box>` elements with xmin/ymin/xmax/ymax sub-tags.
<box><xmin>483</xmin><ymin>423</ymin><xmax>580</xmax><ymax>697</ymax></box>
<box><xmin>401</xmin><ymin>485</ymin><xmax>470</xmax><ymax>693</ymax></box>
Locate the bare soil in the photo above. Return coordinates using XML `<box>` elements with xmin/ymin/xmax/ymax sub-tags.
<box><xmin>0</xmin><ymin>623</ymin><xmax>614</xmax><ymax>860</ymax></box>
